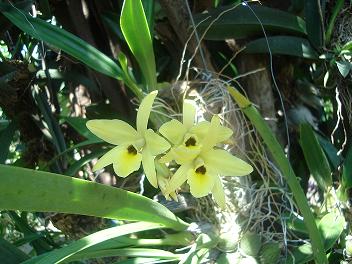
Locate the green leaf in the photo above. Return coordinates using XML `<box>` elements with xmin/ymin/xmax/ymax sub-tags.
<box><xmin>0</xmin><ymin>121</ymin><xmax>15</xmax><ymax>163</ymax></box>
<box><xmin>316</xmin><ymin>134</ymin><xmax>342</xmax><ymax>170</ymax></box>
<box><xmin>67</xmin><ymin>248</ymin><xmax>180</xmax><ymax>262</ymax></box>
<box><xmin>45</xmin><ymin>139</ymin><xmax>103</xmax><ymax>171</ymax></box>
<box><xmin>304</xmin><ymin>0</ymin><xmax>324</xmax><ymax>49</ymax></box>
<box><xmin>113</xmin><ymin>258</ymin><xmax>173</xmax><ymax>264</ymax></box>
<box><xmin>194</xmin><ymin>4</ymin><xmax>307</xmax><ymax>40</ymax></box>
<box><xmin>0</xmin><ymin>165</ymin><xmax>188</xmax><ymax>231</ymax></box>
<box><xmin>336</xmin><ymin>61</ymin><xmax>351</xmax><ymax>78</ymax></box>
<box><xmin>120</xmin><ymin>0</ymin><xmax>157</xmax><ymax>90</ymax></box>
<box><xmin>299</xmin><ymin>123</ymin><xmax>332</xmax><ymax>191</ymax></box>
<box><xmin>227</xmin><ymin>87</ymin><xmax>327</xmax><ymax>264</ymax></box>
<box><xmin>286</xmin><ymin>212</ymin><xmax>345</xmax><ymax>264</ymax></box>
<box><xmin>141</xmin><ymin>0</ymin><xmax>155</xmax><ymax>37</ymax></box>
<box><xmin>24</xmin><ymin>222</ymin><xmax>164</xmax><ymax>264</ymax></box>
<box><xmin>65</xmin><ymin>148</ymin><xmax>107</xmax><ymax>176</ymax></box>
<box><xmin>245</xmin><ymin>36</ymin><xmax>318</xmax><ymax>59</ymax></box>
<box><xmin>0</xmin><ymin>3</ymin><xmax>123</xmax><ymax>80</ymax></box>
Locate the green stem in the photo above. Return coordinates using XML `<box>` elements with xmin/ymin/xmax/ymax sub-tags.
<box><xmin>227</xmin><ymin>87</ymin><xmax>327</xmax><ymax>264</ymax></box>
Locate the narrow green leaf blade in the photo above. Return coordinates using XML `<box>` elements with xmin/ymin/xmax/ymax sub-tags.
<box><xmin>194</xmin><ymin>4</ymin><xmax>307</xmax><ymax>40</ymax></box>
<box><xmin>299</xmin><ymin>123</ymin><xmax>332</xmax><ymax>190</ymax></box>
<box><xmin>0</xmin><ymin>3</ymin><xmax>123</xmax><ymax>80</ymax></box>
<box><xmin>227</xmin><ymin>87</ymin><xmax>327</xmax><ymax>264</ymax></box>
<box><xmin>67</xmin><ymin>248</ymin><xmax>180</xmax><ymax>262</ymax></box>
<box><xmin>120</xmin><ymin>0</ymin><xmax>156</xmax><ymax>90</ymax></box>
<box><xmin>245</xmin><ymin>36</ymin><xmax>318</xmax><ymax>59</ymax></box>
<box><xmin>0</xmin><ymin>165</ymin><xmax>188</xmax><ymax>230</ymax></box>
<box><xmin>24</xmin><ymin>222</ymin><xmax>163</xmax><ymax>264</ymax></box>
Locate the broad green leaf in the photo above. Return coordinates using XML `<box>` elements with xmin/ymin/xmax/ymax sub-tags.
<box><xmin>287</xmin><ymin>212</ymin><xmax>345</xmax><ymax>264</ymax></box>
<box><xmin>245</xmin><ymin>36</ymin><xmax>318</xmax><ymax>59</ymax></box>
<box><xmin>304</xmin><ymin>0</ymin><xmax>324</xmax><ymax>49</ymax></box>
<box><xmin>194</xmin><ymin>4</ymin><xmax>306</xmax><ymax>40</ymax></box>
<box><xmin>0</xmin><ymin>3</ymin><xmax>123</xmax><ymax>80</ymax></box>
<box><xmin>141</xmin><ymin>0</ymin><xmax>155</xmax><ymax>37</ymax></box>
<box><xmin>0</xmin><ymin>237</ymin><xmax>29</xmax><ymax>264</ymax></box>
<box><xmin>0</xmin><ymin>165</ymin><xmax>188</xmax><ymax>231</ymax></box>
<box><xmin>299</xmin><ymin>123</ymin><xmax>332</xmax><ymax>191</ymax></box>
<box><xmin>316</xmin><ymin>134</ymin><xmax>342</xmax><ymax>170</ymax></box>
<box><xmin>24</xmin><ymin>222</ymin><xmax>164</xmax><ymax>264</ymax></box>
<box><xmin>0</xmin><ymin>121</ymin><xmax>15</xmax><ymax>163</ymax></box>
<box><xmin>336</xmin><ymin>61</ymin><xmax>351</xmax><ymax>78</ymax></box>
<box><xmin>120</xmin><ymin>0</ymin><xmax>157</xmax><ymax>90</ymax></box>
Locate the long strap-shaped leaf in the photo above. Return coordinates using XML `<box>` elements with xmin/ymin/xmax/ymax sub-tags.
<box><xmin>0</xmin><ymin>165</ymin><xmax>188</xmax><ymax>231</ymax></box>
<box><xmin>23</xmin><ymin>222</ymin><xmax>163</xmax><ymax>264</ymax></box>
<box><xmin>227</xmin><ymin>87</ymin><xmax>327</xmax><ymax>264</ymax></box>
<box><xmin>120</xmin><ymin>0</ymin><xmax>156</xmax><ymax>91</ymax></box>
<box><xmin>0</xmin><ymin>3</ymin><xmax>123</xmax><ymax>80</ymax></box>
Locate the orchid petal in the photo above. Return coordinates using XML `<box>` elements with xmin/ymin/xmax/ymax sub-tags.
<box><xmin>92</xmin><ymin>146</ymin><xmax>121</xmax><ymax>171</ymax></box>
<box><xmin>183</xmin><ymin>99</ymin><xmax>197</xmax><ymax>129</ymax></box>
<box><xmin>142</xmin><ymin>148</ymin><xmax>158</xmax><ymax>188</ymax></box>
<box><xmin>212</xmin><ymin>177</ymin><xmax>226</xmax><ymax>209</ymax></box>
<box><xmin>187</xmin><ymin>167</ymin><xmax>216</xmax><ymax>197</ymax></box>
<box><xmin>159</xmin><ymin>119</ymin><xmax>187</xmax><ymax>145</ymax></box>
<box><xmin>190</xmin><ymin>120</ymin><xmax>233</xmax><ymax>144</ymax></box>
<box><xmin>111</xmin><ymin>145</ymin><xmax>142</xmax><ymax>177</ymax></box>
<box><xmin>200</xmin><ymin>115</ymin><xmax>222</xmax><ymax>152</ymax></box>
<box><xmin>202</xmin><ymin>149</ymin><xmax>253</xmax><ymax>176</ymax></box>
<box><xmin>144</xmin><ymin>129</ymin><xmax>170</xmax><ymax>155</ymax></box>
<box><xmin>164</xmin><ymin>163</ymin><xmax>191</xmax><ymax>195</ymax></box>
<box><xmin>86</xmin><ymin>120</ymin><xmax>139</xmax><ymax>145</ymax></box>
<box><xmin>136</xmin><ymin>91</ymin><xmax>158</xmax><ymax>134</ymax></box>
<box><xmin>172</xmin><ymin>144</ymin><xmax>202</xmax><ymax>164</ymax></box>
<box><xmin>216</xmin><ymin>125</ymin><xmax>233</xmax><ymax>143</ymax></box>
<box><xmin>159</xmin><ymin>150</ymin><xmax>174</xmax><ymax>163</ymax></box>
<box><xmin>189</xmin><ymin>121</ymin><xmax>210</xmax><ymax>140</ymax></box>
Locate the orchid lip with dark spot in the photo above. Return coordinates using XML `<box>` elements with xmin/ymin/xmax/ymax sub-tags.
<box><xmin>185</xmin><ymin>136</ymin><xmax>196</xmax><ymax>147</ymax></box>
<box><xmin>195</xmin><ymin>165</ymin><xmax>206</xmax><ymax>174</ymax></box>
<box><xmin>127</xmin><ymin>145</ymin><xmax>137</xmax><ymax>155</ymax></box>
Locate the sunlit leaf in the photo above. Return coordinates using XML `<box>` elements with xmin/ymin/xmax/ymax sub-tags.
<box><xmin>120</xmin><ymin>0</ymin><xmax>156</xmax><ymax>90</ymax></box>
<box><xmin>0</xmin><ymin>165</ymin><xmax>188</xmax><ymax>231</ymax></box>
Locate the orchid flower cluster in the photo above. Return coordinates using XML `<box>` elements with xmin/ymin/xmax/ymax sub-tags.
<box><xmin>86</xmin><ymin>91</ymin><xmax>253</xmax><ymax>208</ymax></box>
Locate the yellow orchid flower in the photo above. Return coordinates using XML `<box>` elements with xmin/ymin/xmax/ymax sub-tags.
<box><xmin>159</xmin><ymin>100</ymin><xmax>232</xmax><ymax>164</ymax></box>
<box><xmin>86</xmin><ymin>91</ymin><xmax>170</xmax><ymax>188</ymax></box>
<box><xmin>164</xmin><ymin>115</ymin><xmax>253</xmax><ymax>208</ymax></box>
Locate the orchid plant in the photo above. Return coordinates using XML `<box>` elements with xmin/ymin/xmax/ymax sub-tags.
<box><xmin>87</xmin><ymin>91</ymin><xmax>253</xmax><ymax>208</ymax></box>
